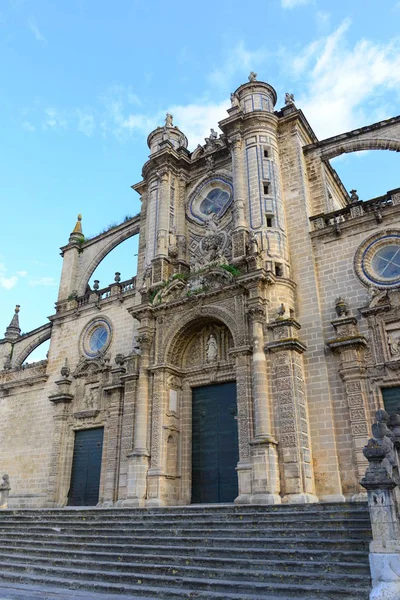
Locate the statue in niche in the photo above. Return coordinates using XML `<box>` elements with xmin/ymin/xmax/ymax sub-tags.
<box><xmin>206</xmin><ymin>333</ymin><xmax>218</xmax><ymax>362</ymax></box>
<box><xmin>84</xmin><ymin>389</ymin><xmax>96</xmax><ymax>410</ymax></box>
<box><xmin>248</xmin><ymin>231</ymin><xmax>260</xmax><ymax>255</ymax></box>
<box><xmin>388</xmin><ymin>334</ymin><xmax>400</xmax><ymax>356</ymax></box>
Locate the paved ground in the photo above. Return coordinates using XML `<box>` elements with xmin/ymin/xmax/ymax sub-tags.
<box><xmin>0</xmin><ymin>582</ymin><xmax>149</xmax><ymax>600</ymax></box>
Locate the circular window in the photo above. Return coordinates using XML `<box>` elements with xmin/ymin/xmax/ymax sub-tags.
<box><xmin>188</xmin><ymin>177</ymin><xmax>233</xmax><ymax>224</ymax></box>
<box><xmin>355</xmin><ymin>232</ymin><xmax>400</xmax><ymax>288</ymax></box>
<box><xmin>370</xmin><ymin>245</ymin><xmax>400</xmax><ymax>281</ymax></box>
<box><xmin>82</xmin><ymin>318</ymin><xmax>112</xmax><ymax>358</ymax></box>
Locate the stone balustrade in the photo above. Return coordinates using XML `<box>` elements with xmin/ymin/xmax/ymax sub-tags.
<box><xmin>310</xmin><ymin>189</ymin><xmax>400</xmax><ymax>233</ymax></box>
<box><xmin>56</xmin><ymin>276</ymin><xmax>136</xmax><ymax>313</ymax></box>
<box><xmin>360</xmin><ymin>408</ymin><xmax>400</xmax><ymax>600</ymax></box>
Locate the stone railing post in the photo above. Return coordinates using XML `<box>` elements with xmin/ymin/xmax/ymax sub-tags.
<box><xmin>0</xmin><ymin>474</ymin><xmax>11</xmax><ymax>509</ymax></box>
<box><xmin>361</xmin><ymin>410</ymin><xmax>400</xmax><ymax>600</ymax></box>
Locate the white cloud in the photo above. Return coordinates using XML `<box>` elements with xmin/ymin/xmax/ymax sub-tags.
<box><xmin>22</xmin><ymin>120</ymin><xmax>35</xmax><ymax>132</ymax></box>
<box><xmin>27</xmin><ymin>19</ymin><xmax>47</xmax><ymax>43</ymax></box>
<box><xmin>43</xmin><ymin>107</ymin><xmax>68</xmax><ymax>131</ymax></box>
<box><xmin>289</xmin><ymin>20</ymin><xmax>400</xmax><ymax>139</ymax></box>
<box><xmin>28</xmin><ymin>276</ymin><xmax>57</xmax><ymax>287</ymax></box>
<box><xmin>0</xmin><ymin>263</ymin><xmax>18</xmax><ymax>290</ymax></box>
<box><xmin>208</xmin><ymin>41</ymin><xmax>268</xmax><ymax>90</ymax></box>
<box><xmin>281</xmin><ymin>0</ymin><xmax>312</xmax><ymax>8</ymax></box>
<box><xmin>167</xmin><ymin>102</ymin><xmax>228</xmax><ymax>148</ymax></box>
<box><xmin>76</xmin><ymin>110</ymin><xmax>95</xmax><ymax>136</ymax></box>
<box><xmin>16</xmin><ymin>270</ymin><xmax>28</xmax><ymax>277</ymax></box>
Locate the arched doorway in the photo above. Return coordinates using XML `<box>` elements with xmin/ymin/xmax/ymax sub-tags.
<box><xmin>147</xmin><ymin>314</ymin><xmax>250</xmax><ymax>506</ymax></box>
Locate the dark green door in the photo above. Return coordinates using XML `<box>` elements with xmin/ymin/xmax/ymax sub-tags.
<box><xmin>382</xmin><ymin>387</ymin><xmax>400</xmax><ymax>414</ymax></box>
<box><xmin>68</xmin><ymin>428</ymin><xmax>104</xmax><ymax>506</ymax></box>
<box><xmin>192</xmin><ymin>382</ymin><xmax>239</xmax><ymax>504</ymax></box>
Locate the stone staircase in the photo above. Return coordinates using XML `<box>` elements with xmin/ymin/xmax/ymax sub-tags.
<box><xmin>0</xmin><ymin>503</ymin><xmax>371</xmax><ymax>599</ymax></box>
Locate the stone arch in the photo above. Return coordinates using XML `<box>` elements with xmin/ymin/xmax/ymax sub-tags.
<box><xmin>320</xmin><ymin>137</ymin><xmax>400</xmax><ymax>161</ymax></box>
<box><xmin>76</xmin><ymin>217</ymin><xmax>140</xmax><ymax>296</ymax></box>
<box><xmin>164</xmin><ymin>306</ymin><xmax>240</xmax><ymax>366</ymax></box>
<box><xmin>14</xmin><ymin>325</ymin><xmax>52</xmax><ymax>367</ymax></box>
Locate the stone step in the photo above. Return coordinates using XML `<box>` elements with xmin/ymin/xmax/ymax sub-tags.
<box><xmin>0</xmin><ymin>502</ymin><xmax>369</xmax><ymax>517</ymax></box>
<box><xmin>0</xmin><ymin>525</ymin><xmax>372</xmax><ymax>539</ymax></box>
<box><xmin>0</xmin><ymin>538</ymin><xmax>369</xmax><ymax>563</ymax></box>
<box><xmin>0</xmin><ymin>516</ymin><xmax>371</xmax><ymax>528</ymax></box>
<box><xmin>0</xmin><ymin>552</ymin><xmax>370</xmax><ymax>586</ymax></box>
<box><xmin>0</xmin><ymin>531</ymin><xmax>370</xmax><ymax>550</ymax></box>
<box><xmin>0</xmin><ymin>563</ymin><xmax>370</xmax><ymax>599</ymax></box>
<box><xmin>0</xmin><ymin>546</ymin><xmax>371</xmax><ymax>574</ymax></box>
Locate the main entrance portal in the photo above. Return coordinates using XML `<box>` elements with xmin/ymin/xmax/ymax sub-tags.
<box><xmin>68</xmin><ymin>428</ymin><xmax>104</xmax><ymax>506</ymax></box>
<box><xmin>191</xmin><ymin>382</ymin><xmax>239</xmax><ymax>503</ymax></box>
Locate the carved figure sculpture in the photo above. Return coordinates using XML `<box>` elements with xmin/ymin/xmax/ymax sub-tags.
<box><xmin>206</xmin><ymin>333</ymin><xmax>218</xmax><ymax>362</ymax></box>
<box><xmin>0</xmin><ymin>474</ymin><xmax>11</xmax><ymax>509</ymax></box>
<box><xmin>165</xmin><ymin>113</ymin><xmax>173</xmax><ymax>127</ymax></box>
<box><xmin>230</xmin><ymin>93</ymin><xmax>239</xmax><ymax>107</ymax></box>
<box><xmin>248</xmin><ymin>71</ymin><xmax>257</xmax><ymax>82</ymax></box>
<box><xmin>248</xmin><ymin>231</ymin><xmax>260</xmax><ymax>255</ymax></box>
<box><xmin>285</xmin><ymin>92</ymin><xmax>295</xmax><ymax>105</ymax></box>
<box><xmin>388</xmin><ymin>335</ymin><xmax>400</xmax><ymax>356</ymax></box>
<box><xmin>209</xmin><ymin>128</ymin><xmax>218</xmax><ymax>140</ymax></box>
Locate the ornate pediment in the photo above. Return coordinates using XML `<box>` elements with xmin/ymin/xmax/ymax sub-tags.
<box><xmin>152</xmin><ymin>266</ymin><xmax>236</xmax><ymax>306</ymax></box>
<box><xmin>73</xmin><ymin>354</ymin><xmax>111</xmax><ymax>378</ymax></box>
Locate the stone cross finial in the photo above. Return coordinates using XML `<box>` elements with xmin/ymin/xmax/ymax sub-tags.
<box><xmin>248</xmin><ymin>71</ymin><xmax>257</xmax><ymax>82</ymax></box>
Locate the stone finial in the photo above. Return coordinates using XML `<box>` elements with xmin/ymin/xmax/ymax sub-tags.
<box><xmin>350</xmin><ymin>190</ymin><xmax>359</xmax><ymax>203</ymax></box>
<box><xmin>335</xmin><ymin>297</ymin><xmax>349</xmax><ymax>317</ymax></box>
<box><xmin>165</xmin><ymin>113</ymin><xmax>173</xmax><ymax>127</ymax></box>
<box><xmin>0</xmin><ymin>474</ymin><xmax>11</xmax><ymax>509</ymax></box>
<box><xmin>60</xmin><ymin>358</ymin><xmax>70</xmax><ymax>379</ymax></box>
<box><xmin>72</xmin><ymin>214</ymin><xmax>83</xmax><ymax>234</ymax></box>
<box><xmin>93</xmin><ymin>280</ymin><xmax>100</xmax><ymax>291</ymax></box>
<box><xmin>285</xmin><ymin>92</ymin><xmax>295</xmax><ymax>105</ymax></box>
<box><xmin>248</xmin><ymin>71</ymin><xmax>257</xmax><ymax>82</ymax></box>
<box><xmin>4</xmin><ymin>305</ymin><xmax>21</xmax><ymax>341</ymax></box>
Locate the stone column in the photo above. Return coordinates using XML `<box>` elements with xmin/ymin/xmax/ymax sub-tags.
<box><xmin>361</xmin><ymin>413</ymin><xmax>400</xmax><ymax>600</ymax></box>
<box><xmin>230</xmin><ymin>134</ymin><xmax>248</xmax><ymax>259</ymax></box>
<box><xmin>46</xmin><ymin>365</ymin><xmax>74</xmax><ymax>507</ymax></box>
<box><xmin>266</xmin><ymin>318</ymin><xmax>318</xmax><ymax>504</ymax></box>
<box><xmin>123</xmin><ymin>332</ymin><xmax>152</xmax><ymax>507</ymax></box>
<box><xmin>328</xmin><ymin>311</ymin><xmax>370</xmax><ymax>498</ymax></box>
<box><xmin>229</xmin><ymin>346</ymin><xmax>253</xmax><ymax>504</ymax></box>
<box><xmin>247</xmin><ymin>306</ymin><xmax>280</xmax><ymax>505</ymax></box>
<box><xmin>101</xmin><ymin>357</ymin><xmax>126</xmax><ymax>506</ymax></box>
<box><xmin>156</xmin><ymin>169</ymin><xmax>169</xmax><ymax>258</ymax></box>
<box><xmin>147</xmin><ymin>368</ymin><xmax>168</xmax><ymax>507</ymax></box>
<box><xmin>176</xmin><ymin>174</ymin><xmax>188</xmax><ymax>264</ymax></box>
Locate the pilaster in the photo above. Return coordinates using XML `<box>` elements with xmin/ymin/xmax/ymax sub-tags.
<box><xmin>266</xmin><ymin>318</ymin><xmax>318</xmax><ymax>504</ymax></box>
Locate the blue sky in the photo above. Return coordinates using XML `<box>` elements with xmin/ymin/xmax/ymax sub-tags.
<box><xmin>1</xmin><ymin>0</ymin><xmax>400</xmax><ymax>360</ymax></box>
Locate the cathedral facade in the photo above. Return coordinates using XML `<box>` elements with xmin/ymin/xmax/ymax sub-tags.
<box><xmin>1</xmin><ymin>74</ymin><xmax>400</xmax><ymax>509</ymax></box>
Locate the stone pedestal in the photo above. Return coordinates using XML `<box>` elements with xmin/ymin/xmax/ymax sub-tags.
<box><xmin>122</xmin><ymin>450</ymin><xmax>149</xmax><ymax>507</ymax></box>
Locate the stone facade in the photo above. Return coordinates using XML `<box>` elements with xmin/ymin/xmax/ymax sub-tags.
<box><xmin>1</xmin><ymin>75</ymin><xmax>400</xmax><ymax>509</ymax></box>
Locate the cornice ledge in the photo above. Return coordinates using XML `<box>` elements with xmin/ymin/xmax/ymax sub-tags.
<box><xmin>264</xmin><ymin>338</ymin><xmax>307</xmax><ymax>353</ymax></box>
